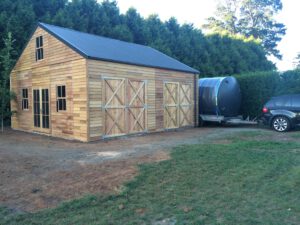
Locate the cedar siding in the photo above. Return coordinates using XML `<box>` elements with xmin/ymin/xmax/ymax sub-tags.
<box><xmin>11</xmin><ymin>27</ymin><xmax>89</xmax><ymax>141</ymax></box>
<box><xmin>11</xmin><ymin>23</ymin><xmax>197</xmax><ymax>142</ymax></box>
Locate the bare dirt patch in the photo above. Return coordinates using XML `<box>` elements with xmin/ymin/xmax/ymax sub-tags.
<box><xmin>1</xmin><ymin>126</ymin><xmax>297</xmax><ymax>212</ymax></box>
<box><xmin>1</xmin><ymin>151</ymin><xmax>169</xmax><ymax>212</ymax></box>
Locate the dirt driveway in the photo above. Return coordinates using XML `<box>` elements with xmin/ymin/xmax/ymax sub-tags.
<box><xmin>0</xmin><ymin>126</ymin><xmax>291</xmax><ymax>212</ymax></box>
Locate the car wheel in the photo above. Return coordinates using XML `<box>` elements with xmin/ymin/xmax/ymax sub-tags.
<box><xmin>272</xmin><ymin>116</ymin><xmax>290</xmax><ymax>132</ymax></box>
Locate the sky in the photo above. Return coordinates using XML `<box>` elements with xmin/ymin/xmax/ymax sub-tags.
<box><xmin>116</xmin><ymin>0</ymin><xmax>300</xmax><ymax>71</ymax></box>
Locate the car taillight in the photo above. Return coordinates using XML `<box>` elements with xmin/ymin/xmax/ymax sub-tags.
<box><xmin>262</xmin><ymin>107</ymin><xmax>268</xmax><ymax>113</ymax></box>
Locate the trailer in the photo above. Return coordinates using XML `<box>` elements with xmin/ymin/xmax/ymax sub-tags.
<box><xmin>198</xmin><ymin>76</ymin><xmax>257</xmax><ymax>126</ymax></box>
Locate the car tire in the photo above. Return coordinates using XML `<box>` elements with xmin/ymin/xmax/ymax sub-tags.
<box><xmin>272</xmin><ymin>116</ymin><xmax>291</xmax><ymax>132</ymax></box>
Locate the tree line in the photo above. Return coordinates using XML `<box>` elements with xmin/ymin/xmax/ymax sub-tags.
<box><xmin>203</xmin><ymin>0</ymin><xmax>286</xmax><ymax>59</ymax></box>
<box><xmin>0</xmin><ymin>0</ymin><xmax>288</xmax><ymax>128</ymax></box>
<box><xmin>0</xmin><ymin>0</ymin><xmax>275</xmax><ymax>78</ymax></box>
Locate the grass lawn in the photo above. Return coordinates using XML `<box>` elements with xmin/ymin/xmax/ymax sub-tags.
<box><xmin>1</xmin><ymin>131</ymin><xmax>300</xmax><ymax>224</ymax></box>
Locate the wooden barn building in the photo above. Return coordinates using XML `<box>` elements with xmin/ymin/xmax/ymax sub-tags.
<box><xmin>10</xmin><ymin>23</ymin><xmax>199</xmax><ymax>142</ymax></box>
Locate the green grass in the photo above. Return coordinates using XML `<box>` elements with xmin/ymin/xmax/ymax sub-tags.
<box><xmin>1</xmin><ymin>139</ymin><xmax>300</xmax><ymax>224</ymax></box>
<box><xmin>291</xmin><ymin>131</ymin><xmax>300</xmax><ymax>139</ymax></box>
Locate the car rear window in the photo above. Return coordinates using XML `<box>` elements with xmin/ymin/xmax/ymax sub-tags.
<box><xmin>291</xmin><ymin>95</ymin><xmax>300</xmax><ymax>108</ymax></box>
<box><xmin>267</xmin><ymin>96</ymin><xmax>292</xmax><ymax>108</ymax></box>
<box><xmin>265</xmin><ymin>99</ymin><xmax>275</xmax><ymax>107</ymax></box>
<box><xmin>277</xmin><ymin>97</ymin><xmax>291</xmax><ymax>107</ymax></box>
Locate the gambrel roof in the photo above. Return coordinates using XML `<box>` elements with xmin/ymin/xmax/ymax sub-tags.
<box><xmin>39</xmin><ymin>22</ymin><xmax>199</xmax><ymax>74</ymax></box>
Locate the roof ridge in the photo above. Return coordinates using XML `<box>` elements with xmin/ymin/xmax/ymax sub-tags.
<box><xmin>38</xmin><ymin>22</ymin><xmax>152</xmax><ymax>49</ymax></box>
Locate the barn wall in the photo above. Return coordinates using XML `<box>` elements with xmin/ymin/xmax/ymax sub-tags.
<box><xmin>87</xmin><ymin>60</ymin><xmax>156</xmax><ymax>141</ymax></box>
<box><xmin>87</xmin><ymin>59</ymin><xmax>195</xmax><ymax>141</ymax></box>
<box><xmin>10</xmin><ymin>27</ymin><xmax>89</xmax><ymax>141</ymax></box>
<box><xmin>155</xmin><ymin>69</ymin><xmax>196</xmax><ymax>130</ymax></box>
<box><xmin>10</xmin><ymin>26</ymin><xmax>196</xmax><ymax>142</ymax></box>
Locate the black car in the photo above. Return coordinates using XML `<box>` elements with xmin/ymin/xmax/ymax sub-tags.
<box><xmin>262</xmin><ymin>94</ymin><xmax>300</xmax><ymax>132</ymax></box>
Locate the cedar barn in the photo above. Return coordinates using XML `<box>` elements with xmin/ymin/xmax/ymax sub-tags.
<box><xmin>10</xmin><ymin>23</ymin><xmax>199</xmax><ymax>142</ymax></box>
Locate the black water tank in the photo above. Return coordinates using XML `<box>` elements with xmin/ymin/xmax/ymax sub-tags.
<box><xmin>198</xmin><ymin>76</ymin><xmax>241</xmax><ymax>117</ymax></box>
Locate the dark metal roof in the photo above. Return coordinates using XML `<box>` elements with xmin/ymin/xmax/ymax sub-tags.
<box><xmin>38</xmin><ymin>22</ymin><xmax>199</xmax><ymax>74</ymax></box>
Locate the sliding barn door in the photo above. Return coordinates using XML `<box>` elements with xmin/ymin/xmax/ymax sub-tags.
<box><xmin>164</xmin><ymin>82</ymin><xmax>193</xmax><ymax>129</ymax></box>
<box><xmin>179</xmin><ymin>84</ymin><xmax>192</xmax><ymax>127</ymax></box>
<box><xmin>103</xmin><ymin>78</ymin><xmax>126</xmax><ymax>137</ymax></box>
<box><xmin>103</xmin><ymin>78</ymin><xmax>147</xmax><ymax>137</ymax></box>
<box><xmin>127</xmin><ymin>79</ymin><xmax>146</xmax><ymax>133</ymax></box>
<box><xmin>164</xmin><ymin>82</ymin><xmax>179</xmax><ymax>129</ymax></box>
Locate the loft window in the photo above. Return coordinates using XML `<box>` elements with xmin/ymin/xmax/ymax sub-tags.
<box><xmin>22</xmin><ymin>88</ymin><xmax>29</xmax><ymax>110</ymax></box>
<box><xmin>35</xmin><ymin>36</ymin><xmax>44</xmax><ymax>61</ymax></box>
<box><xmin>56</xmin><ymin>85</ymin><xmax>66</xmax><ymax>111</ymax></box>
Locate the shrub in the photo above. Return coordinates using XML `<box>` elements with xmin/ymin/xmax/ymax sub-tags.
<box><xmin>236</xmin><ymin>71</ymin><xmax>280</xmax><ymax>118</ymax></box>
<box><xmin>235</xmin><ymin>69</ymin><xmax>300</xmax><ymax>118</ymax></box>
<box><xmin>277</xmin><ymin>69</ymin><xmax>300</xmax><ymax>95</ymax></box>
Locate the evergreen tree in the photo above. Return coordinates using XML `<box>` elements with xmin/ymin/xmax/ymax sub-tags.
<box><xmin>146</xmin><ymin>14</ymin><xmax>171</xmax><ymax>54</ymax></box>
<box><xmin>0</xmin><ymin>0</ymin><xmax>275</xmax><ymax>77</ymax></box>
<box><xmin>31</xmin><ymin>0</ymin><xmax>67</xmax><ymax>22</ymax></box>
<box><xmin>0</xmin><ymin>32</ymin><xmax>16</xmax><ymax>131</ymax></box>
<box><xmin>0</xmin><ymin>0</ymin><xmax>35</xmax><ymax>61</ymax></box>
<box><xmin>124</xmin><ymin>8</ymin><xmax>147</xmax><ymax>44</ymax></box>
<box><xmin>0</xmin><ymin>0</ymin><xmax>278</xmax><ymax>125</ymax></box>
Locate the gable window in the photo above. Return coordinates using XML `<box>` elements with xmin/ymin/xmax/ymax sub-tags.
<box><xmin>22</xmin><ymin>88</ymin><xmax>29</xmax><ymax>110</ymax></box>
<box><xmin>56</xmin><ymin>85</ymin><xmax>66</xmax><ymax>111</ymax></box>
<box><xmin>35</xmin><ymin>36</ymin><xmax>44</xmax><ymax>61</ymax></box>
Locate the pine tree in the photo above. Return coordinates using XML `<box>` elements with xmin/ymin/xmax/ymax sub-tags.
<box><xmin>0</xmin><ymin>32</ymin><xmax>16</xmax><ymax>132</ymax></box>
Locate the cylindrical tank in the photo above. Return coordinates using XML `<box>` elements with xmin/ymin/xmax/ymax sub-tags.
<box><xmin>198</xmin><ymin>76</ymin><xmax>241</xmax><ymax>117</ymax></box>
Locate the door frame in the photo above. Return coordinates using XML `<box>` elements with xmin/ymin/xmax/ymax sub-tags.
<box><xmin>32</xmin><ymin>87</ymin><xmax>51</xmax><ymax>134</ymax></box>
